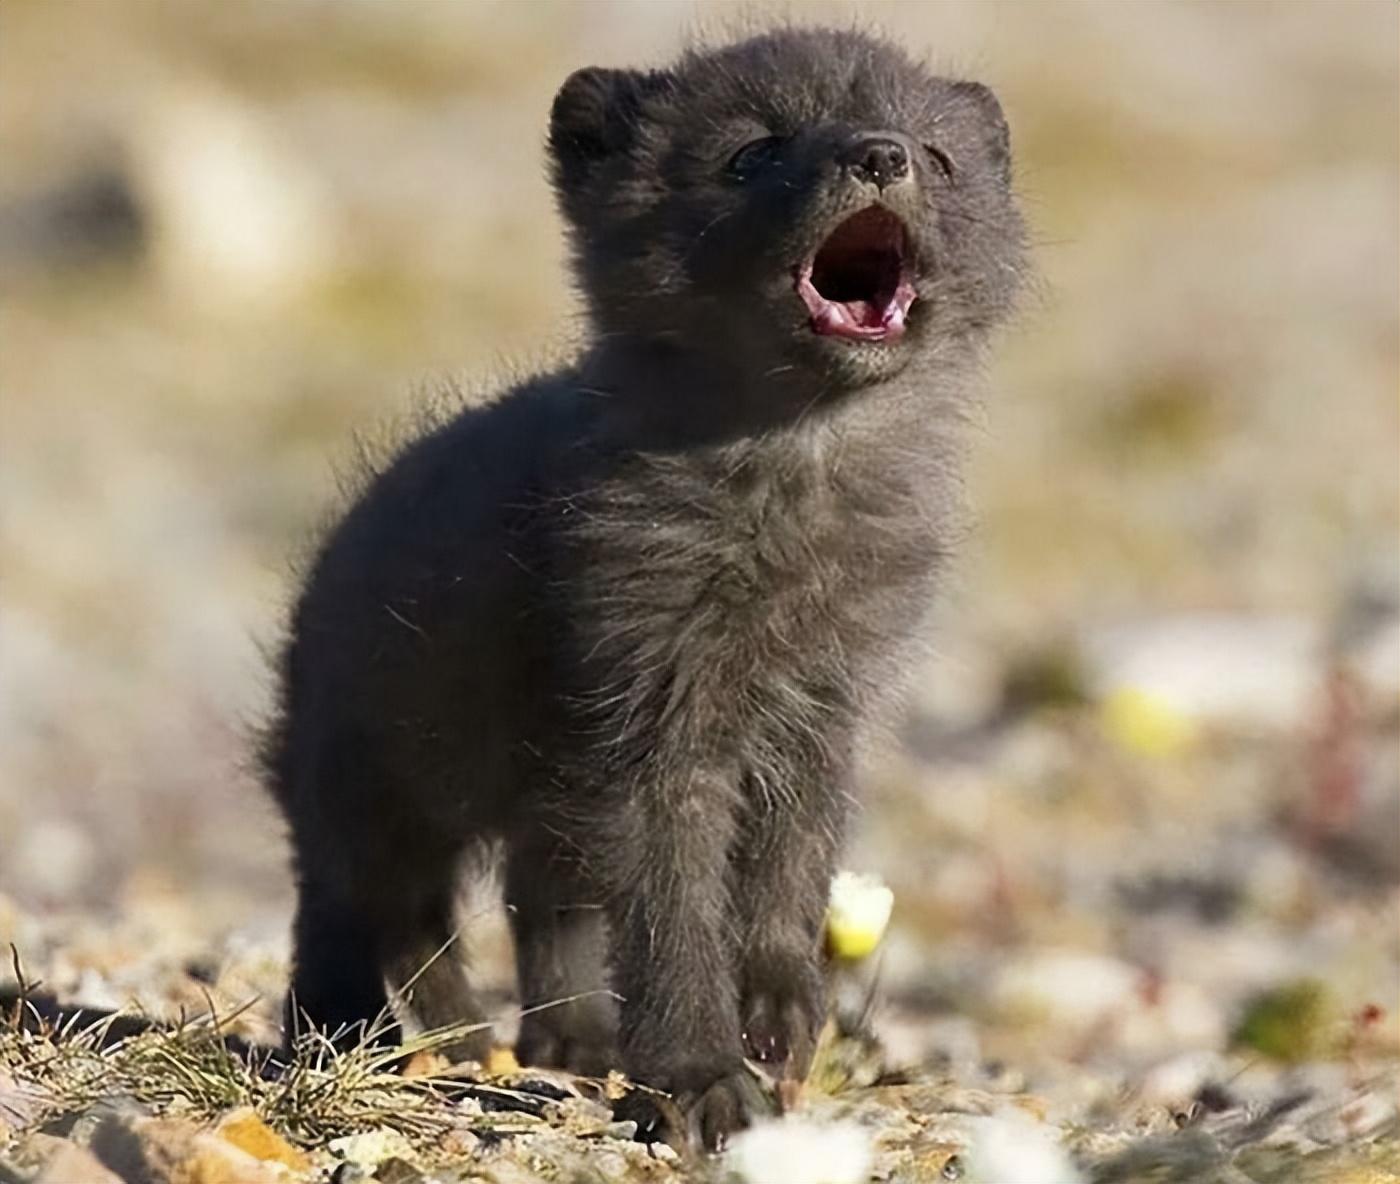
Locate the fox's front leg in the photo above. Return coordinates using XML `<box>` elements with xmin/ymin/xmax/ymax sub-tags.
<box><xmin>605</xmin><ymin>765</ymin><xmax>774</xmax><ymax>1151</ymax></box>
<box><xmin>731</xmin><ymin>764</ymin><xmax>848</xmax><ymax>1083</ymax></box>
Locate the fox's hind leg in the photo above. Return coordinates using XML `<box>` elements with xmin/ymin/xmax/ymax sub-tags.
<box><xmin>285</xmin><ymin>864</ymin><xmax>491</xmax><ymax>1063</ymax></box>
<box><xmin>380</xmin><ymin>871</ymin><xmax>493</xmax><ymax>1064</ymax></box>
<box><xmin>277</xmin><ymin>728</ymin><xmax>490</xmax><ymax>1061</ymax></box>
<box><xmin>285</xmin><ymin>882</ymin><xmax>397</xmax><ymax>1050</ymax></box>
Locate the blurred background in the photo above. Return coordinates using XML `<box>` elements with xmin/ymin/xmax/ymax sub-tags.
<box><xmin>0</xmin><ymin>0</ymin><xmax>1396</xmax><ymax>1114</ymax></box>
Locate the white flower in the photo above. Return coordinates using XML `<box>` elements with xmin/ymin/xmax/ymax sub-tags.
<box><xmin>727</xmin><ymin>1117</ymin><xmax>873</xmax><ymax>1184</ymax></box>
<box><xmin>964</xmin><ymin>1112</ymin><xmax>1084</xmax><ymax>1184</ymax></box>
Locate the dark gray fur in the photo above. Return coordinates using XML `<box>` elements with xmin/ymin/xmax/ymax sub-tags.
<box><xmin>263</xmin><ymin>26</ymin><xmax>1024</xmax><ymax>1149</ymax></box>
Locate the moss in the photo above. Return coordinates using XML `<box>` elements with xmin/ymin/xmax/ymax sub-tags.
<box><xmin>1233</xmin><ymin>979</ymin><xmax>1338</xmax><ymax>1064</ymax></box>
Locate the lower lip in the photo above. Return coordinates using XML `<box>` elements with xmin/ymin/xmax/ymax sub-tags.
<box><xmin>810</xmin><ymin>302</ymin><xmax>908</xmax><ymax>342</ymax></box>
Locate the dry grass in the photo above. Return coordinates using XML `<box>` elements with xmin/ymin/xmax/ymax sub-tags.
<box><xmin>0</xmin><ymin>939</ymin><xmax>577</xmax><ymax>1155</ymax></box>
<box><xmin>0</xmin><ymin>3</ymin><xmax>1395</xmax><ymax>1180</ymax></box>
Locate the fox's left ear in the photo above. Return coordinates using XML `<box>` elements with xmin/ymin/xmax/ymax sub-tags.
<box><xmin>549</xmin><ymin>67</ymin><xmax>676</xmax><ymax>199</ymax></box>
<box><xmin>950</xmin><ymin>80</ymin><xmax>1011</xmax><ymax>185</ymax></box>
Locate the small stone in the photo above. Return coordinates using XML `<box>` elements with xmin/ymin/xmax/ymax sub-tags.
<box><xmin>595</xmin><ymin>1120</ymin><xmax>638</xmax><ymax>1140</ymax></box>
<box><xmin>32</xmin><ymin>1141</ymin><xmax>125</xmax><ymax>1184</ymax></box>
<box><xmin>11</xmin><ymin>819</ymin><xmax>97</xmax><ymax>901</ymax></box>
<box><xmin>1083</xmin><ymin>614</ymin><xmax>1319</xmax><ymax>729</ymax></box>
<box><xmin>214</xmin><ymin>1107</ymin><xmax>310</xmax><ymax>1171</ymax></box>
<box><xmin>438</xmin><ymin>1128</ymin><xmax>480</xmax><ymax>1158</ymax></box>
<box><xmin>132</xmin><ymin>89</ymin><xmax>340</xmax><ymax>311</ymax></box>
<box><xmin>375</xmin><ymin>1157</ymin><xmax>428</xmax><ymax>1184</ymax></box>
<box><xmin>329</xmin><ymin>1129</ymin><xmax>418</xmax><ymax>1170</ymax></box>
<box><xmin>89</xmin><ymin>1114</ymin><xmax>288</xmax><ymax>1184</ymax></box>
<box><xmin>179</xmin><ymin>1133</ymin><xmax>293</xmax><ymax>1184</ymax></box>
<box><xmin>0</xmin><ymin>1071</ymin><xmax>44</xmax><ymax>1134</ymax></box>
<box><xmin>1137</xmin><ymin>1052</ymin><xmax>1225</xmax><ymax>1108</ymax></box>
<box><xmin>991</xmin><ymin>949</ymin><xmax>1139</xmax><ymax>1032</ymax></box>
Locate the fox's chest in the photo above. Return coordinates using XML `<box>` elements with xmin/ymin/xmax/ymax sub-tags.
<box><xmin>560</xmin><ymin>438</ymin><xmax>951</xmax><ymax>765</ymax></box>
<box><xmin>577</xmin><ymin>449</ymin><xmax>937</xmax><ymax>672</ymax></box>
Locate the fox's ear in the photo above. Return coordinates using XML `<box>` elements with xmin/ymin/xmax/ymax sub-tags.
<box><xmin>950</xmin><ymin>80</ymin><xmax>1011</xmax><ymax>185</ymax></box>
<box><xmin>549</xmin><ymin>67</ymin><xmax>675</xmax><ymax>196</ymax></box>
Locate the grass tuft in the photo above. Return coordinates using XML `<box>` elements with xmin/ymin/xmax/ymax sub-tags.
<box><xmin>0</xmin><ymin>995</ymin><xmax>506</xmax><ymax>1151</ymax></box>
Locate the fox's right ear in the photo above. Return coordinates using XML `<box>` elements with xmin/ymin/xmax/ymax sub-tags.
<box><xmin>549</xmin><ymin>67</ymin><xmax>675</xmax><ymax>196</ymax></box>
<box><xmin>949</xmin><ymin>80</ymin><xmax>1012</xmax><ymax>186</ymax></box>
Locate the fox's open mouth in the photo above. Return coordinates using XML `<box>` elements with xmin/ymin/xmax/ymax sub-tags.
<box><xmin>796</xmin><ymin>206</ymin><xmax>917</xmax><ymax>342</ymax></box>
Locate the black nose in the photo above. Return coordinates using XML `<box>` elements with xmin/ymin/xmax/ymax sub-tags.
<box><xmin>843</xmin><ymin>137</ymin><xmax>910</xmax><ymax>189</ymax></box>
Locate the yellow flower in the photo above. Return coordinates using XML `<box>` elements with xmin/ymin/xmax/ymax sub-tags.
<box><xmin>826</xmin><ymin>871</ymin><xmax>894</xmax><ymax>961</ymax></box>
<box><xmin>1100</xmin><ymin>687</ymin><xmax>1196</xmax><ymax>759</ymax></box>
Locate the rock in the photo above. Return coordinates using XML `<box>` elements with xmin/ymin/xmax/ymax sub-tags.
<box><xmin>1331</xmin><ymin>554</ymin><xmax>1400</xmax><ymax>704</ymax></box>
<box><xmin>88</xmin><ymin>1114</ymin><xmax>171</xmax><ymax>1183</ymax></box>
<box><xmin>329</xmin><ymin>1129</ymin><xmax>418</xmax><ymax>1171</ymax></box>
<box><xmin>3</xmin><ymin>1135</ymin><xmax>77</xmax><ymax>1178</ymax></box>
<box><xmin>436</xmin><ymin>1128</ymin><xmax>480</xmax><ymax>1159</ymax></box>
<box><xmin>88</xmin><ymin>1113</ymin><xmax>291</xmax><ymax>1184</ymax></box>
<box><xmin>176</xmin><ymin>1133</ymin><xmax>296</xmax><ymax>1184</ymax></box>
<box><xmin>32</xmin><ymin>1140</ymin><xmax>127</xmax><ymax>1184</ymax></box>
<box><xmin>214</xmin><ymin>1108</ymin><xmax>310</xmax><ymax>1172</ymax></box>
<box><xmin>0</xmin><ymin>1071</ymin><xmax>45</xmax><ymax>1133</ymax></box>
<box><xmin>129</xmin><ymin>88</ymin><xmax>340</xmax><ymax>313</ymax></box>
<box><xmin>1352</xmin><ymin>614</ymin><xmax>1399</xmax><ymax>704</ymax></box>
<box><xmin>0</xmin><ymin>167</ymin><xmax>145</xmax><ymax>272</ymax></box>
<box><xmin>1137</xmin><ymin>1052</ymin><xmax>1228</xmax><ymax>1109</ymax></box>
<box><xmin>10</xmin><ymin>819</ymin><xmax>97</xmax><ymax>903</ymax></box>
<box><xmin>1082</xmin><ymin>614</ymin><xmax>1320</xmax><ymax>729</ymax></box>
<box><xmin>374</xmin><ymin>1158</ymin><xmax>429</xmax><ymax>1184</ymax></box>
<box><xmin>1117</xmin><ymin>980</ymin><xmax>1228</xmax><ymax>1056</ymax></box>
<box><xmin>990</xmin><ymin>949</ymin><xmax>1141</xmax><ymax>1032</ymax></box>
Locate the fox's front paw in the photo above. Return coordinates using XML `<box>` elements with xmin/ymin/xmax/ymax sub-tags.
<box><xmin>617</xmin><ymin>1060</ymin><xmax>776</xmax><ymax>1153</ymax></box>
<box><xmin>740</xmin><ymin>952</ymin><xmax>824</xmax><ymax>1079</ymax></box>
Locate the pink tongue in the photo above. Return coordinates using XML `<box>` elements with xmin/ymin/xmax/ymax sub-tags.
<box><xmin>813</xmin><ymin>297</ymin><xmax>907</xmax><ymax>336</ymax></box>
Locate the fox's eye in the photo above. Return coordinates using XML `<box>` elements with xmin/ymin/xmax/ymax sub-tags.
<box><xmin>726</xmin><ymin>135</ymin><xmax>784</xmax><ymax>180</ymax></box>
<box><xmin>924</xmin><ymin>142</ymin><xmax>956</xmax><ymax>182</ymax></box>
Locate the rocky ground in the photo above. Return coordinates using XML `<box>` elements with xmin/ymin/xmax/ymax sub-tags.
<box><xmin>1</xmin><ymin>2</ymin><xmax>1396</xmax><ymax>1182</ymax></box>
<box><xmin>3</xmin><ymin>624</ymin><xmax>1397</xmax><ymax>1181</ymax></box>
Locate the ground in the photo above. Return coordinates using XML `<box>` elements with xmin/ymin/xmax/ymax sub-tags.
<box><xmin>0</xmin><ymin>2</ymin><xmax>1396</xmax><ymax>1182</ymax></box>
